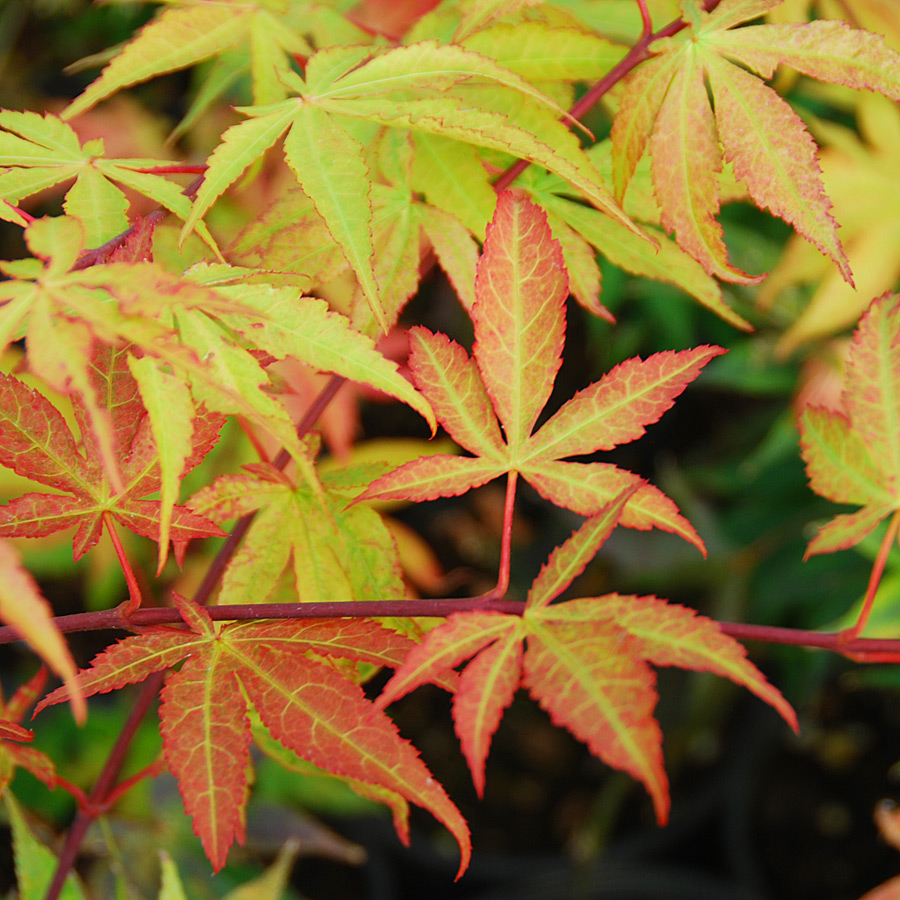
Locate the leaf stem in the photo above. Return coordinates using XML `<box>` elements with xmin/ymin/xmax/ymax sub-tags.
<box><xmin>486</xmin><ymin>470</ymin><xmax>518</xmax><ymax>600</ymax></box>
<box><xmin>103</xmin><ymin>512</ymin><xmax>143</xmax><ymax>614</ymax></box>
<box><xmin>636</xmin><ymin>0</ymin><xmax>653</xmax><ymax>41</ymax></box>
<box><xmin>128</xmin><ymin>164</ymin><xmax>208</xmax><ymax>175</ymax></box>
<box><xmin>841</xmin><ymin>509</ymin><xmax>900</xmax><ymax>643</ymax></box>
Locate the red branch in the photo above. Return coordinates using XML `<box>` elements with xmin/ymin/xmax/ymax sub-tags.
<box><xmin>7</xmin><ymin>602</ymin><xmax>900</xmax><ymax>661</ymax></box>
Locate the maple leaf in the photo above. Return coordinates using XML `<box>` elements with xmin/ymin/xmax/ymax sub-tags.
<box><xmin>60</xmin><ymin>0</ymin><xmax>372</xmax><ymax>124</ymax></box>
<box><xmin>0</xmin><ymin>216</ymin><xmax>436</xmax><ymax>512</ymax></box>
<box><xmin>611</xmin><ymin>0</ymin><xmax>900</xmax><ymax>283</ymax></box>
<box><xmin>180</xmin><ymin>40</ymin><xmax>639</xmax><ymax>331</ymax></box>
<box><xmin>519</xmin><ymin>137</ymin><xmax>753</xmax><ymax>328</ymax></box>
<box><xmin>799</xmin><ymin>292</ymin><xmax>900</xmax><ymax>559</ymax></box>
<box><xmin>0</xmin><ymin>541</ymin><xmax>85</xmax><ymax>722</ymax></box>
<box><xmin>188</xmin><ymin>456</ymin><xmax>406</xmax><ymax>608</ymax></box>
<box><xmin>231</xmin><ymin>131</ymin><xmax>480</xmax><ymax>327</ymax></box>
<box><xmin>0</xmin><ymin>215</ymin><xmax>247</xmax><ymax>491</ymax></box>
<box><xmin>0</xmin><ymin>110</ymin><xmax>216</xmax><ymax>250</ymax></box>
<box><xmin>0</xmin><ymin>349</ymin><xmax>224</xmax><ymax>563</ymax></box>
<box><xmin>362</xmin><ymin>191</ymin><xmax>723</xmax><ymax>553</ymax></box>
<box><xmin>36</xmin><ymin>595</ymin><xmax>471</xmax><ymax>876</ymax></box>
<box><xmin>0</xmin><ymin>668</ymin><xmax>57</xmax><ymax>792</ymax></box>
<box><xmin>376</xmin><ymin>485</ymin><xmax>797</xmax><ymax>812</ymax></box>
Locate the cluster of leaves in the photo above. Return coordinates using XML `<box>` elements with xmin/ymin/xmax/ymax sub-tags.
<box><xmin>2</xmin><ymin>0</ymin><xmax>900</xmax><ymax>896</ymax></box>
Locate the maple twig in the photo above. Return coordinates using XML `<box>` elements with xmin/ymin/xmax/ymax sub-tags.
<box><xmin>99</xmin><ymin>757</ymin><xmax>167</xmax><ymax>811</ymax></box>
<box><xmin>840</xmin><ymin>509</ymin><xmax>900</xmax><ymax>643</ymax></box>
<box><xmin>493</xmin><ymin>0</ymin><xmax>723</xmax><ymax>193</ymax></box>
<box><xmin>103</xmin><ymin>512</ymin><xmax>143</xmax><ymax>615</ymax></box>
<box><xmin>52</xmin><ymin>760</ymin><xmax>164</xmax><ymax>816</ymax></box>
<box><xmin>12</xmin><ymin>602</ymin><xmax>900</xmax><ymax>661</ymax></box>
<box><xmin>716</xmin><ymin>621</ymin><xmax>900</xmax><ymax>658</ymax></box>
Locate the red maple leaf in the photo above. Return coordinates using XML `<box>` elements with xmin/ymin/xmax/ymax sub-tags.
<box><xmin>37</xmin><ymin>595</ymin><xmax>471</xmax><ymax>875</ymax></box>
<box><xmin>377</xmin><ymin>487</ymin><xmax>798</xmax><ymax>817</ymax></box>
<box><xmin>0</xmin><ymin>343</ymin><xmax>224</xmax><ymax>561</ymax></box>
<box><xmin>362</xmin><ymin>191</ymin><xmax>723</xmax><ymax>550</ymax></box>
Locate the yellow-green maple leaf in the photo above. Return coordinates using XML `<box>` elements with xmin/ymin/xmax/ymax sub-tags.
<box><xmin>181</xmin><ymin>40</ymin><xmax>639</xmax><ymax>331</ymax></box>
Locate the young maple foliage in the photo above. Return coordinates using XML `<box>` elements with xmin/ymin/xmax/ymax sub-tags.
<box><xmin>0</xmin><ymin>110</ymin><xmax>216</xmax><ymax>249</ymax></box>
<box><xmin>177</xmin><ymin>41</ymin><xmax>637</xmax><ymax>331</ymax></box>
<box><xmin>0</xmin><ymin>344</ymin><xmax>224</xmax><ymax>562</ymax></box>
<box><xmin>36</xmin><ymin>595</ymin><xmax>471</xmax><ymax>876</ymax></box>
<box><xmin>612</xmin><ymin>0</ymin><xmax>900</xmax><ymax>283</ymax></box>
<box><xmin>0</xmin><ymin>213</ymin><xmax>436</xmax><ymax>566</ymax></box>
<box><xmin>362</xmin><ymin>191</ymin><xmax>723</xmax><ymax>553</ymax></box>
<box><xmin>188</xmin><ymin>454</ymin><xmax>406</xmax><ymax>607</ymax></box>
<box><xmin>365</xmin><ymin>191</ymin><xmax>796</xmax><ymax>817</ymax></box>
<box><xmin>799</xmin><ymin>292</ymin><xmax>900</xmax><ymax>559</ymax></box>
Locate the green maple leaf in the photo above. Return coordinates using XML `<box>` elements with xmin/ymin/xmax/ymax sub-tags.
<box><xmin>362</xmin><ymin>191</ymin><xmax>723</xmax><ymax>553</ymax></box>
<box><xmin>0</xmin><ymin>110</ymin><xmax>216</xmax><ymax>249</ymax></box>
<box><xmin>180</xmin><ymin>39</ymin><xmax>639</xmax><ymax>331</ymax></box>
<box><xmin>230</xmin><ymin>130</ymin><xmax>480</xmax><ymax>326</ymax></box>
<box><xmin>612</xmin><ymin>0</ymin><xmax>900</xmax><ymax>283</ymax></box>
<box><xmin>5</xmin><ymin>792</ymin><xmax>88</xmax><ymax>900</ymax></box>
<box><xmin>799</xmin><ymin>291</ymin><xmax>900</xmax><ymax>557</ymax></box>
<box><xmin>375</xmin><ymin>484</ymin><xmax>797</xmax><ymax>812</ymax></box>
<box><xmin>188</xmin><ymin>456</ymin><xmax>405</xmax><ymax>607</ymax></box>
<box><xmin>60</xmin><ymin>0</ymin><xmax>366</xmax><ymax>123</ymax></box>
<box><xmin>36</xmin><ymin>595</ymin><xmax>471</xmax><ymax>877</ymax></box>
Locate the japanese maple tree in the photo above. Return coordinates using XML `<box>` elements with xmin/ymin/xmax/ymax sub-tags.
<box><xmin>2</xmin><ymin>1</ymin><xmax>900</xmax><ymax>898</ymax></box>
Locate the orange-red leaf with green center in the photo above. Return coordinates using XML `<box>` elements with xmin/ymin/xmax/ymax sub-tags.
<box><xmin>362</xmin><ymin>192</ymin><xmax>723</xmax><ymax>554</ymax></box>
<box><xmin>36</xmin><ymin>596</ymin><xmax>471</xmax><ymax>876</ymax></box>
<box><xmin>0</xmin><ymin>347</ymin><xmax>224</xmax><ymax>560</ymax></box>
<box><xmin>375</xmin><ymin>602</ymin><xmax>669</xmax><ymax>818</ymax></box>
<box><xmin>376</xmin><ymin>482</ymin><xmax>795</xmax><ymax>816</ymax></box>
